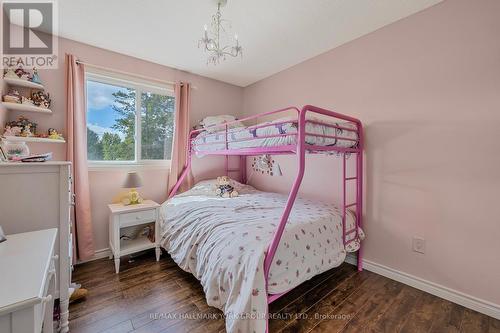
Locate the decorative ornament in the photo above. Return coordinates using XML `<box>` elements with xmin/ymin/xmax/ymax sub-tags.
<box><xmin>20</xmin><ymin>123</ymin><xmax>33</xmax><ymax>137</ymax></box>
<box><xmin>3</xmin><ymin>125</ymin><xmax>21</xmax><ymax>137</ymax></box>
<box><xmin>31</xmin><ymin>67</ymin><xmax>43</xmax><ymax>85</ymax></box>
<box><xmin>14</xmin><ymin>60</ymin><xmax>30</xmax><ymax>80</ymax></box>
<box><xmin>251</xmin><ymin>155</ymin><xmax>282</xmax><ymax>176</ymax></box>
<box><xmin>32</xmin><ymin>91</ymin><xmax>51</xmax><ymax>109</ymax></box>
<box><xmin>21</xmin><ymin>96</ymin><xmax>35</xmax><ymax>106</ymax></box>
<box><xmin>6</xmin><ymin>116</ymin><xmax>37</xmax><ymax>136</ymax></box>
<box><xmin>3</xmin><ymin>68</ymin><xmax>19</xmax><ymax>79</ymax></box>
<box><xmin>3</xmin><ymin>89</ymin><xmax>22</xmax><ymax>103</ymax></box>
<box><xmin>48</xmin><ymin>128</ymin><xmax>64</xmax><ymax>140</ymax></box>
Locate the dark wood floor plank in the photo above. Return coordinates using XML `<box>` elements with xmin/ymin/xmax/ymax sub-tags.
<box><xmin>70</xmin><ymin>252</ymin><xmax>202</xmax><ymax>332</ymax></box>
<box><xmin>130</xmin><ymin>288</ymin><xmax>205</xmax><ymax>329</ymax></box>
<box><xmin>269</xmin><ymin>263</ymin><xmax>357</xmax><ymax>332</ymax></box>
<box><xmin>70</xmin><ymin>276</ymin><xmax>188</xmax><ymax>332</ymax></box>
<box><xmin>132</xmin><ymin>302</ymin><xmax>199</xmax><ymax>333</ymax></box>
<box><xmin>189</xmin><ymin>318</ymin><xmax>226</xmax><ymax>333</ymax></box>
<box><xmin>268</xmin><ymin>264</ymin><xmax>347</xmax><ymax>313</ymax></box>
<box><xmin>307</xmin><ymin>275</ymin><xmax>398</xmax><ymax>333</ymax></box>
<box><xmin>69</xmin><ymin>251</ymin><xmax>497</xmax><ymax>333</ymax></box>
<box><xmin>489</xmin><ymin>317</ymin><xmax>500</xmax><ymax>333</ymax></box>
<box><xmin>99</xmin><ymin>320</ymin><xmax>134</xmax><ymax>333</ymax></box>
<box><xmin>367</xmin><ymin>285</ymin><xmax>422</xmax><ymax>332</ymax></box>
<box><xmin>398</xmin><ymin>292</ymin><xmax>442</xmax><ymax>333</ymax></box>
<box><xmin>277</xmin><ymin>269</ymin><xmax>374</xmax><ymax>333</ymax></box>
<box><xmin>340</xmin><ymin>278</ymin><xmax>405</xmax><ymax>333</ymax></box>
<box><xmin>428</xmin><ymin>300</ymin><xmax>465</xmax><ymax>333</ymax></box>
<box><xmin>460</xmin><ymin>308</ymin><xmax>491</xmax><ymax>333</ymax></box>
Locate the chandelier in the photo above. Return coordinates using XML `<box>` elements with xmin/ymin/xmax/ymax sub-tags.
<box><xmin>199</xmin><ymin>0</ymin><xmax>242</xmax><ymax>65</ymax></box>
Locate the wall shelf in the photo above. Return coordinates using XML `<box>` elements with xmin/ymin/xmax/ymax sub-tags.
<box><xmin>1</xmin><ymin>102</ymin><xmax>52</xmax><ymax>114</ymax></box>
<box><xmin>2</xmin><ymin>136</ymin><xmax>66</xmax><ymax>144</ymax></box>
<box><xmin>4</xmin><ymin>77</ymin><xmax>45</xmax><ymax>90</ymax></box>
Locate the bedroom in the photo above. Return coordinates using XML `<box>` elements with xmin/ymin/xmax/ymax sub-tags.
<box><xmin>0</xmin><ymin>0</ymin><xmax>499</xmax><ymax>332</ymax></box>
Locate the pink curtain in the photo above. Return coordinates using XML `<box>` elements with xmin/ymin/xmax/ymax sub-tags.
<box><xmin>168</xmin><ymin>82</ymin><xmax>194</xmax><ymax>194</ymax></box>
<box><xmin>66</xmin><ymin>54</ymin><xmax>94</xmax><ymax>260</ymax></box>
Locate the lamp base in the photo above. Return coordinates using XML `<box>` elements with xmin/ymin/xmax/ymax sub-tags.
<box><xmin>122</xmin><ymin>189</ymin><xmax>144</xmax><ymax>206</ymax></box>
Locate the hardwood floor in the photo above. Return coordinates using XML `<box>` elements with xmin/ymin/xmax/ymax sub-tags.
<box><xmin>70</xmin><ymin>250</ymin><xmax>500</xmax><ymax>333</ymax></box>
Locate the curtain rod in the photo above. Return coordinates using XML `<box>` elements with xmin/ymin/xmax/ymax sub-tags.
<box><xmin>75</xmin><ymin>60</ymin><xmax>197</xmax><ymax>89</ymax></box>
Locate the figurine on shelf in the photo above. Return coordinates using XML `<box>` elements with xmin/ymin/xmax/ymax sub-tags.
<box><xmin>31</xmin><ymin>68</ymin><xmax>42</xmax><ymax>85</ymax></box>
<box><xmin>32</xmin><ymin>91</ymin><xmax>51</xmax><ymax>109</ymax></box>
<box><xmin>20</xmin><ymin>123</ymin><xmax>33</xmax><ymax>137</ymax></box>
<box><xmin>48</xmin><ymin>128</ymin><xmax>64</xmax><ymax>140</ymax></box>
<box><xmin>2</xmin><ymin>89</ymin><xmax>22</xmax><ymax>103</ymax></box>
<box><xmin>21</xmin><ymin>96</ymin><xmax>35</xmax><ymax>106</ymax></box>
<box><xmin>3</xmin><ymin>125</ymin><xmax>22</xmax><ymax>137</ymax></box>
<box><xmin>3</xmin><ymin>68</ymin><xmax>19</xmax><ymax>80</ymax></box>
<box><xmin>6</xmin><ymin>116</ymin><xmax>37</xmax><ymax>136</ymax></box>
<box><xmin>14</xmin><ymin>60</ymin><xmax>30</xmax><ymax>80</ymax></box>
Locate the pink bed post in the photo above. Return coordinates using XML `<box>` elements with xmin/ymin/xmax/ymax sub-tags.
<box><xmin>356</xmin><ymin>123</ymin><xmax>364</xmax><ymax>271</ymax></box>
<box><xmin>168</xmin><ymin>132</ymin><xmax>194</xmax><ymax>199</ymax></box>
<box><xmin>224</xmin><ymin>122</ymin><xmax>229</xmax><ymax>176</ymax></box>
<box><xmin>264</xmin><ymin>106</ymin><xmax>306</xmax><ymax>297</ymax></box>
<box><xmin>342</xmin><ymin>153</ymin><xmax>347</xmax><ymax>250</ymax></box>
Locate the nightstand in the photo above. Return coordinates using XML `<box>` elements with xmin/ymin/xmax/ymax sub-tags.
<box><xmin>108</xmin><ymin>200</ymin><xmax>161</xmax><ymax>273</ymax></box>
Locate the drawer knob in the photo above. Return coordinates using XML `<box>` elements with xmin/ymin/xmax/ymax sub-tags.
<box><xmin>52</xmin><ymin>255</ymin><xmax>59</xmax><ymax>261</ymax></box>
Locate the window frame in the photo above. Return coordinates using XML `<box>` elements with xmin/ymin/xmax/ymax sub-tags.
<box><xmin>85</xmin><ymin>69</ymin><xmax>175</xmax><ymax>170</ymax></box>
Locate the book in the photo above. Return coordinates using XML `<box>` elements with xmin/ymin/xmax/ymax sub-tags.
<box><xmin>20</xmin><ymin>152</ymin><xmax>53</xmax><ymax>162</ymax></box>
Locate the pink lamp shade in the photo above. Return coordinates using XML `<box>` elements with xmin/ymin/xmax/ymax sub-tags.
<box><xmin>122</xmin><ymin>172</ymin><xmax>143</xmax><ymax>189</ymax></box>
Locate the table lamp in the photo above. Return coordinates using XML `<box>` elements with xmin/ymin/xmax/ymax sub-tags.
<box><xmin>122</xmin><ymin>172</ymin><xmax>144</xmax><ymax>205</ymax></box>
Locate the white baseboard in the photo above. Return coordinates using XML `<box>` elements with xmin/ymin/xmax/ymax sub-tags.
<box><xmin>76</xmin><ymin>247</ymin><xmax>111</xmax><ymax>264</ymax></box>
<box><xmin>344</xmin><ymin>254</ymin><xmax>500</xmax><ymax>320</ymax></box>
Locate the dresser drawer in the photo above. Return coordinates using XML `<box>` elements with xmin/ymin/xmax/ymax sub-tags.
<box><xmin>119</xmin><ymin>209</ymin><xmax>156</xmax><ymax>227</ymax></box>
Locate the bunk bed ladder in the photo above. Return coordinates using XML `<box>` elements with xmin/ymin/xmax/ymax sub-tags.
<box><xmin>342</xmin><ymin>150</ymin><xmax>363</xmax><ymax>271</ymax></box>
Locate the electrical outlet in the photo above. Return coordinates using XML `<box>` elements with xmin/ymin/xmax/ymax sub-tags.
<box><xmin>413</xmin><ymin>237</ymin><xmax>426</xmax><ymax>254</ymax></box>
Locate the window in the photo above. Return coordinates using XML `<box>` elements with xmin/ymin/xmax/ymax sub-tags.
<box><xmin>86</xmin><ymin>71</ymin><xmax>175</xmax><ymax>166</ymax></box>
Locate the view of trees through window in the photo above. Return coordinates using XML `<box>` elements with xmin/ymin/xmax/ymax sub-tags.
<box><xmin>86</xmin><ymin>78</ymin><xmax>175</xmax><ymax>162</ymax></box>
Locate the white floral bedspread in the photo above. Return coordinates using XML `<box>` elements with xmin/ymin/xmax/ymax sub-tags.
<box><xmin>159</xmin><ymin>180</ymin><xmax>362</xmax><ymax>333</ymax></box>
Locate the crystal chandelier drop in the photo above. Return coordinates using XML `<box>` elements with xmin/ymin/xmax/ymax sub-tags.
<box><xmin>199</xmin><ymin>0</ymin><xmax>242</xmax><ymax>65</ymax></box>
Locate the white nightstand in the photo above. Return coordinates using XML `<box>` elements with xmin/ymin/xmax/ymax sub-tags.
<box><xmin>108</xmin><ymin>200</ymin><xmax>161</xmax><ymax>273</ymax></box>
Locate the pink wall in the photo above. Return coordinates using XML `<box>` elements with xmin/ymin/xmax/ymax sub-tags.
<box><xmin>3</xmin><ymin>37</ymin><xmax>243</xmax><ymax>252</ymax></box>
<box><xmin>243</xmin><ymin>0</ymin><xmax>500</xmax><ymax>306</ymax></box>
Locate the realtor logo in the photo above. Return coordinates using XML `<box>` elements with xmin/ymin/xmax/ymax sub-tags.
<box><xmin>1</xmin><ymin>0</ymin><xmax>58</xmax><ymax>69</ymax></box>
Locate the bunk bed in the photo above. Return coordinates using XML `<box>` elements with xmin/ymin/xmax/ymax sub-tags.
<box><xmin>161</xmin><ymin>105</ymin><xmax>364</xmax><ymax>333</ymax></box>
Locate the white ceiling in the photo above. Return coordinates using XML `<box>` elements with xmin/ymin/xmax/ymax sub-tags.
<box><xmin>57</xmin><ymin>0</ymin><xmax>443</xmax><ymax>87</ymax></box>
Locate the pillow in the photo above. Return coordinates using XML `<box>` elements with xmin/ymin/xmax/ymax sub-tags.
<box><xmin>176</xmin><ymin>178</ymin><xmax>257</xmax><ymax>197</ymax></box>
<box><xmin>200</xmin><ymin>115</ymin><xmax>244</xmax><ymax>133</ymax></box>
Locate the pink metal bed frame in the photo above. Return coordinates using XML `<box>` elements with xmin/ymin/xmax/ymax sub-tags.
<box><xmin>168</xmin><ymin>104</ymin><xmax>363</xmax><ymax>331</ymax></box>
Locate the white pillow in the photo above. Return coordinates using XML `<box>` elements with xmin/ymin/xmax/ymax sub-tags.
<box><xmin>201</xmin><ymin>115</ymin><xmax>244</xmax><ymax>133</ymax></box>
<box><xmin>177</xmin><ymin>178</ymin><xmax>257</xmax><ymax>197</ymax></box>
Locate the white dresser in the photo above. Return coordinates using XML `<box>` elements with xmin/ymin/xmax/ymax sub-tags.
<box><xmin>0</xmin><ymin>229</ymin><xmax>58</xmax><ymax>333</ymax></box>
<box><xmin>0</xmin><ymin>162</ymin><xmax>72</xmax><ymax>333</ymax></box>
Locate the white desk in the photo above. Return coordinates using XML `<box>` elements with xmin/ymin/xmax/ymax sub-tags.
<box><xmin>0</xmin><ymin>229</ymin><xmax>57</xmax><ymax>333</ymax></box>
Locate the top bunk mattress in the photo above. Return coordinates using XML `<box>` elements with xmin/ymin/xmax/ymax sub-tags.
<box><xmin>192</xmin><ymin>117</ymin><xmax>358</xmax><ymax>155</ymax></box>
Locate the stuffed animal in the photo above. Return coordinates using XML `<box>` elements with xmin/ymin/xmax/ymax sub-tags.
<box><xmin>215</xmin><ymin>176</ymin><xmax>239</xmax><ymax>198</ymax></box>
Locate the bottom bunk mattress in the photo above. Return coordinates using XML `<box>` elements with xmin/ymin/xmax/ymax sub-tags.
<box><xmin>159</xmin><ymin>180</ymin><xmax>363</xmax><ymax>333</ymax></box>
